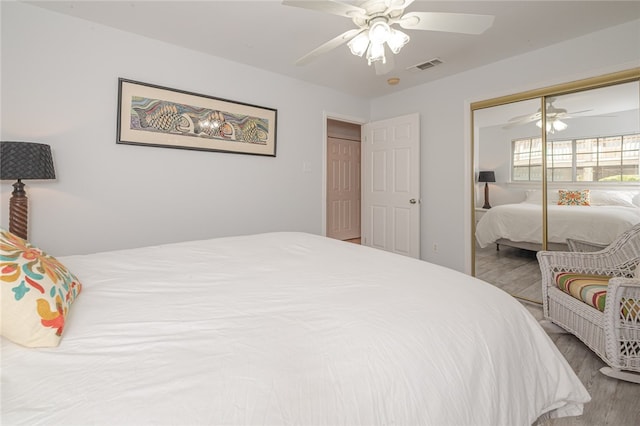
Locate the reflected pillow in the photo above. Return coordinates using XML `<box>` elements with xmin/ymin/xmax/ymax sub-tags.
<box><xmin>590</xmin><ymin>190</ymin><xmax>638</xmax><ymax>207</ymax></box>
<box><xmin>0</xmin><ymin>228</ymin><xmax>82</xmax><ymax>347</ymax></box>
<box><xmin>523</xmin><ymin>189</ymin><xmax>559</xmax><ymax>204</ymax></box>
<box><xmin>558</xmin><ymin>189</ymin><xmax>590</xmax><ymax>206</ymax></box>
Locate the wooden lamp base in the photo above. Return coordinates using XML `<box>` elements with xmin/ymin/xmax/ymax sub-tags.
<box><xmin>9</xmin><ymin>179</ymin><xmax>28</xmax><ymax>240</ymax></box>
<box><xmin>482</xmin><ymin>182</ymin><xmax>492</xmax><ymax>209</ymax></box>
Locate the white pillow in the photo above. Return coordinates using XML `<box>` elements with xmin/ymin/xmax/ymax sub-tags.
<box><xmin>590</xmin><ymin>190</ymin><xmax>638</xmax><ymax>207</ymax></box>
<box><xmin>522</xmin><ymin>190</ymin><xmax>559</xmax><ymax>204</ymax></box>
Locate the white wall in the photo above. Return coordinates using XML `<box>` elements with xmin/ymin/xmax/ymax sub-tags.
<box><xmin>0</xmin><ymin>2</ymin><xmax>369</xmax><ymax>255</ymax></box>
<box><xmin>1</xmin><ymin>3</ymin><xmax>638</xmax><ymax>274</ymax></box>
<box><xmin>369</xmin><ymin>19</ymin><xmax>640</xmax><ymax>273</ymax></box>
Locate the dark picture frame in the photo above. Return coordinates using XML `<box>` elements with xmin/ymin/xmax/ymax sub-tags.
<box><xmin>117</xmin><ymin>78</ymin><xmax>277</xmax><ymax>156</ymax></box>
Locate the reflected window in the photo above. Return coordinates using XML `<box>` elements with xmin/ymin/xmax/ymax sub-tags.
<box><xmin>548</xmin><ymin>140</ymin><xmax>573</xmax><ymax>181</ymax></box>
<box><xmin>576</xmin><ymin>134</ymin><xmax>640</xmax><ymax>181</ymax></box>
<box><xmin>512</xmin><ymin>133</ymin><xmax>640</xmax><ymax>182</ymax></box>
<box><xmin>512</xmin><ymin>138</ymin><xmax>542</xmax><ymax>181</ymax></box>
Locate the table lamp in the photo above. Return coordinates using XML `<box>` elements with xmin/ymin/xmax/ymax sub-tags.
<box><xmin>0</xmin><ymin>141</ymin><xmax>56</xmax><ymax>240</ymax></box>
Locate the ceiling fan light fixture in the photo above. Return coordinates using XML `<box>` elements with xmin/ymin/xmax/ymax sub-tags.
<box><xmin>348</xmin><ymin>32</ymin><xmax>370</xmax><ymax>57</ymax></box>
<box><xmin>553</xmin><ymin>119</ymin><xmax>568</xmax><ymax>132</ymax></box>
<box><xmin>366</xmin><ymin>42</ymin><xmax>386</xmax><ymax>65</ymax></box>
<box><xmin>536</xmin><ymin>118</ymin><xmax>568</xmax><ymax>134</ymax></box>
<box><xmin>387</xmin><ymin>28</ymin><xmax>409</xmax><ymax>54</ymax></box>
<box><xmin>353</xmin><ymin>18</ymin><xmax>407</xmax><ymax>66</ymax></box>
<box><xmin>368</xmin><ymin>18</ymin><xmax>391</xmax><ymax>44</ymax></box>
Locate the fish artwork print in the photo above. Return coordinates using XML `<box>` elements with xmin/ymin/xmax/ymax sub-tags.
<box><xmin>130</xmin><ymin>96</ymin><xmax>269</xmax><ymax>145</ymax></box>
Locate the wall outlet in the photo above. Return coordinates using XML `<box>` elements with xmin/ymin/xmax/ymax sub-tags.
<box><xmin>432</xmin><ymin>243</ymin><xmax>438</xmax><ymax>252</ymax></box>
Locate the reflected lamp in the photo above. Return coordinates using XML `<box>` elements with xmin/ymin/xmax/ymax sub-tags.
<box><xmin>478</xmin><ymin>170</ymin><xmax>496</xmax><ymax>209</ymax></box>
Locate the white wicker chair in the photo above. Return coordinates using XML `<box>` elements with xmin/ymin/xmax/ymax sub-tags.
<box><xmin>537</xmin><ymin>224</ymin><xmax>640</xmax><ymax>383</ymax></box>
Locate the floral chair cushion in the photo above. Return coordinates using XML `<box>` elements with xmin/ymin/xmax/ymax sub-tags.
<box><xmin>1</xmin><ymin>228</ymin><xmax>82</xmax><ymax>347</ymax></box>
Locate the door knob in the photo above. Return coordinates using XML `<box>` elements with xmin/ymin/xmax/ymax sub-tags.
<box><xmin>409</xmin><ymin>199</ymin><xmax>417</xmax><ymax>204</ymax></box>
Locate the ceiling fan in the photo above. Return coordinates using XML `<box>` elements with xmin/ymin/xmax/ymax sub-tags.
<box><xmin>504</xmin><ymin>97</ymin><xmax>593</xmax><ymax>133</ymax></box>
<box><xmin>282</xmin><ymin>0</ymin><xmax>495</xmax><ymax>75</ymax></box>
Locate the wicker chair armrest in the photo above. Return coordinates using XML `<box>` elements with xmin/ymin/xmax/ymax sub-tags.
<box><xmin>537</xmin><ymin>249</ymin><xmax>636</xmax><ymax>277</ymax></box>
<box><xmin>603</xmin><ymin>277</ymin><xmax>640</xmax><ymax>369</ymax></box>
<box><xmin>607</xmin><ymin>278</ymin><xmax>640</xmax><ymax>305</ymax></box>
<box><xmin>608</xmin><ymin>276</ymin><xmax>640</xmax><ymax>286</ymax></box>
<box><xmin>566</xmin><ymin>238</ymin><xmax>609</xmax><ymax>252</ymax></box>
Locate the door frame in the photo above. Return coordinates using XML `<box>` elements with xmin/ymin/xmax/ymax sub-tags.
<box><xmin>322</xmin><ymin>111</ymin><xmax>366</xmax><ymax>237</ymax></box>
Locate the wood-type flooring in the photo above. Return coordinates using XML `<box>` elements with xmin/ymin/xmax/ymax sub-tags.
<box><xmin>476</xmin><ymin>244</ymin><xmax>639</xmax><ymax>425</ymax></box>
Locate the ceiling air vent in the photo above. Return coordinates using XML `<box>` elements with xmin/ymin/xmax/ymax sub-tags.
<box><xmin>411</xmin><ymin>58</ymin><xmax>443</xmax><ymax>71</ymax></box>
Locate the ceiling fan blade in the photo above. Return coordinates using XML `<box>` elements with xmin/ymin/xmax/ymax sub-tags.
<box><xmin>374</xmin><ymin>51</ymin><xmax>395</xmax><ymax>76</ymax></box>
<box><xmin>502</xmin><ymin>116</ymin><xmax>539</xmax><ymax>129</ymax></box>
<box><xmin>504</xmin><ymin>107</ymin><xmax>596</xmax><ymax>128</ymax></box>
<box><xmin>383</xmin><ymin>0</ymin><xmax>415</xmax><ymax>14</ymax></box>
<box><xmin>565</xmin><ymin>109</ymin><xmax>593</xmax><ymax>116</ymax></box>
<box><xmin>507</xmin><ymin>112</ymin><xmax>540</xmax><ymax>123</ymax></box>
<box><xmin>295</xmin><ymin>28</ymin><xmax>363</xmax><ymax>66</ymax></box>
<box><xmin>502</xmin><ymin>122</ymin><xmax>527</xmax><ymax>129</ymax></box>
<box><xmin>398</xmin><ymin>12</ymin><xmax>494</xmax><ymax>34</ymax></box>
<box><xmin>282</xmin><ymin>0</ymin><xmax>367</xmax><ymax>19</ymax></box>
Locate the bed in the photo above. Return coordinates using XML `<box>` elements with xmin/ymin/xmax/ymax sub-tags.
<box><xmin>476</xmin><ymin>189</ymin><xmax>640</xmax><ymax>251</ymax></box>
<box><xmin>1</xmin><ymin>230</ymin><xmax>590</xmax><ymax>425</ymax></box>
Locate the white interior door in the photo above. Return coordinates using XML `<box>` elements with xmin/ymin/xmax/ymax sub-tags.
<box><xmin>362</xmin><ymin>113</ymin><xmax>420</xmax><ymax>258</ymax></box>
<box><xmin>327</xmin><ymin>137</ymin><xmax>361</xmax><ymax>240</ymax></box>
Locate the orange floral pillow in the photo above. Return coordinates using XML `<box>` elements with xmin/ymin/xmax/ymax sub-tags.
<box><xmin>558</xmin><ymin>189</ymin><xmax>590</xmax><ymax>206</ymax></box>
<box><xmin>1</xmin><ymin>228</ymin><xmax>82</xmax><ymax>347</ymax></box>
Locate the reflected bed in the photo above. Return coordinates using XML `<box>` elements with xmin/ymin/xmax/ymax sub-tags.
<box><xmin>476</xmin><ymin>193</ymin><xmax>640</xmax><ymax>251</ymax></box>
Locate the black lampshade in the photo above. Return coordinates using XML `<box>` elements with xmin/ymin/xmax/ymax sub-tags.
<box><xmin>478</xmin><ymin>171</ymin><xmax>496</xmax><ymax>183</ymax></box>
<box><xmin>0</xmin><ymin>141</ymin><xmax>56</xmax><ymax>180</ymax></box>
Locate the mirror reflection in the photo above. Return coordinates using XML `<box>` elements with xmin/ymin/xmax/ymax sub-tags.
<box><xmin>546</xmin><ymin>83</ymin><xmax>640</xmax><ymax>254</ymax></box>
<box><xmin>473</xmin><ymin>79</ymin><xmax>640</xmax><ymax>304</ymax></box>
<box><xmin>474</xmin><ymin>99</ymin><xmax>544</xmax><ymax>302</ymax></box>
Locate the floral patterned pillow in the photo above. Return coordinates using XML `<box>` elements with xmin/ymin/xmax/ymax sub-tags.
<box><xmin>558</xmin><ymin>189</ymin><xmax>591</xmax><ymax>206</ymax></box>
<box><xmin>1</xmin><ymin>228</ymin><xmax>82</xmax><ymax>347</ymax></box>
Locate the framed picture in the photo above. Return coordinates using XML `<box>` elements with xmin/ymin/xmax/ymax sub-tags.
<box><xmin>117</xmin><ymin>78</ymin><xmax>277</xmax><ymax>156</ymax></box>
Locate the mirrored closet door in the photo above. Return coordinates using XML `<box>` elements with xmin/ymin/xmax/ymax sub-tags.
<box><xmin>545</xmin><ymin>82</ymin><xmax>640</xmax><ymax>254</ymax></box>
<box><xmin>471</xmin><ymin>70</ymin><xmax>640</xmax><ymax>304</ymax></box>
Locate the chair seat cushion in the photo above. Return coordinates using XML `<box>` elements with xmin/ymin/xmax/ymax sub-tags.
<box><xmin>555</xmin><ymin>272</ymin><xmax>609</xmax><ymax>312</ymax></box>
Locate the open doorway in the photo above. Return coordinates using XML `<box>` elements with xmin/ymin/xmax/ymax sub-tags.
<box><xmin>325</xmin><ymin>113</ymin><xmax>420</xmax><ymax>257</ymax></box>
<box><xmin>326</xmin><ymin>118</ymin><xmax>362</xmax><ymax>243</ymax></box>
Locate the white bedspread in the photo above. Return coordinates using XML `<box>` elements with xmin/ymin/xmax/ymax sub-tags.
<box><xmin>2</xmin><ymin>232</ymin><xmax>589</xmax><ymax>425</ymax></box>
<box><xmin>476</xmin><ymin>203</ymin><xmax>640</xmax><ymax>248</ymax></box>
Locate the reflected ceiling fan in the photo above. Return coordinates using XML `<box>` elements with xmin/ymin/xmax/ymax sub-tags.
<box><xmin>282</xmin><ymin>0</ymin><xmax>494</xmax><ymax>75</ymax></box>
<box><xmin>504</xmin><ymin>97</ymin><xmax>593</xmax><ymax>134</ymax></box>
